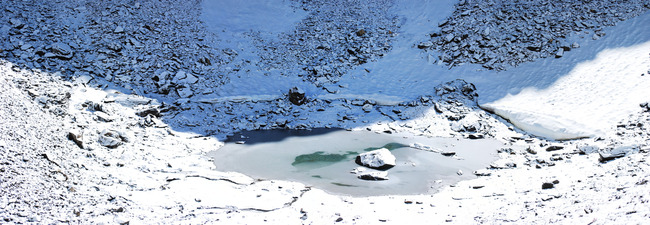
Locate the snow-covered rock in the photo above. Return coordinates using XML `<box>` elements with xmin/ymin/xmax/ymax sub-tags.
<box><xmin>355</xmin><ymin>148</ymin><xmax>396</xmax><ymax>170</ymax></box>
<box><xmin>357</xmin><ymin>171</ymin><xmax>389</xmax><ymax>181</ymax></box>
<box><xmin>98</xmin><ymin>129</ymin><xmax>127</xmax><ymax>148</ymax></box>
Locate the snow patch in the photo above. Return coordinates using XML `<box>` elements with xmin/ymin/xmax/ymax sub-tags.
<box><xmin>483</xmin><ymin>40</ymin><xmax>650</xmax><ymax>140</ymax></box>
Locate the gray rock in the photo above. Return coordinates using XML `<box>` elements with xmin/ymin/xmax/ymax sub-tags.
<box><xmin>98</xmin><ymin>129</ymin><xmax>128</xmax><ymax>148</ymax></box>
<box><xmin>68</xmin><ymin>130</ymin><xmax>84</xmax><ymax>149</ymax></box>
<box><xmin>417</xmin><ymin>41</ymin><xmax>433</xmax><ymax>49</ymax></box>
<box><xmin>579</xmin><ymin>145</ymin><xmax>599</xmax><ymax>155</ymax></box>
<box><xmin>362</xmin><ymin>104</ymin><xmax>373</xmax><ymax>113</ymax></box>
<box><xmin>176</xmin><ymin>87</ymin><xmax>193</xmax><ymax>98</ymax></box>
<box><xmin>572</xmin><ymin>42</ymin><xmax>580</xmax><ymax>48</ymax></box>
<box><xmin>350</xmin><ymin>167</ymin><xmax>367</xmax><ymax>174</ymax></box>
<box><xmin>355</xmin><ymin>148</ymin><xmax>396</xmax><ymax>170</ymax></box>
<box><xmin>444</xmin><ymin>33</ymin><xmax>455</xmax><ymax>43</ymax></box>
<box><xmin>136</xmin><ymin>108</ymin><xmax>161</xmax><ymax>118</ymax></box>
<box><xmin>599</xmin><ymin>146</ymin><xmax>637</xmax><ymax>162</ymax></box>
<box><xmin>114</xmin><ymin>26</ymin><xmax>124</xmax><ymax>33</ymax></box>
<box><xmin>10</xmin><ymin>18</ymin><xmax>25</xmax><ymax>29</ymax></box>
<box><xmin>555</xmin><ymin>48</ymin><xmax>564</xmax><ymax>58</ymax></box>
<box><xmin>50</xmin><ymin>43</ymin><xmax>73</xmax><ymax>60</ymax></box>
<box><xmin>94</xmin><ymin>111</ymin><xmax>114</xmax><ymax>122</ymax></box>
<box><xmin>171</xmin><ymin>71</ymin><xmax>198</xmax><ymax>85</ymax></box>
<box><xmin>473</xmin><ymin>169</ymin><xmax>491</xmax><ymax>176</ymax></box>
<box><xmin>546</xmin><ymin>146</ymin><xmax>564</xmax><ymax>152</ymax></box>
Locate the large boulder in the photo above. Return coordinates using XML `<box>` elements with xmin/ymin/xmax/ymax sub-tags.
<box><xmin>288</xmin><ymin>87</ymin><xmax>306</xmax><ymax>105</ymax></box>
<box><xmin>355</xmin><ymin>148</ymin><xmax>396</xmax><ymax>170</ymax></box>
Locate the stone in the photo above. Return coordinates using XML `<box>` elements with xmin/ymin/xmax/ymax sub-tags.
<box><xmin>555</xmin><ymin>48</ymin><xmax>564</xmax><ymax>58</ymax></box>
<box><xmin>172</xmin><ymin>71</ymin><xmax>198</xmax><ymax>85</ymax></box>
<box><xmin>355</xmin><ymin>148</ymin><xmax>396</xmax><ymax>170</ymax></box>
<box><xmin>136</xmin><ymin>108</ymin><xmax>161</xmax><ymax>118</ymax></box>
<box><xmin>114</xmin><ymin>26</ymin><xmax>124</xmax><ymax>33</ymax></box>
<box><xmin>468</xmin><ymin>133</ymin><xmax>484</xmax><ymax>139</ymax></box>
<box><xmin>356</xmin><ymin>29</ymin><xmax>366</xmax><ymax>36</ymax></box>
<box><xmin>362</xmin><ymin>104</ymin><xmax>373</xmax><ymax>112</ymax></box>
<box><xmin>571</xmin><ymin>42</ymin><xmax>580</xmax><ymax>48</ymax></box>
<box><xmin>98</xmin><ymin>129</ymin><xmax>128</xmax><ymax>148</ymax></box>
<box><xmin>107</xmin><ymin>42</ymin><xmax>123</xmax><ymax>52</ymax></box>
<box><xmin>559</xmin><ymin>42</ymin><xmax>572</xmax><ymax>51</ymax></box>
<box><xmin>68</xmin><ymin>130</ymin><xmax>84</xmax><ymax>149</ymax></box>
<box><xmin>10</xmin><ymin>18</ymin><xmax>25</xmax><ymax>29</ymax></box>
<box><xmin>599</xmin><ymin>146</ymin><xmax>636</xmax><ymax>162</ymax></box>
<box><xmin>50</xmin><ymin>43</ymin><xmax>73</xmax><ymax>60</ymax></box>
<box><xmin>579</xmin><ymin>145</ymin><xmax>599</xmax><ymax>155</ymax></box>
<box><xmin>546</xmin><ymin>146</ymin><xmax>564</xmax><ymax>152</ymax></box>
<box><xmin>350</xmin><ymin>167</ymin><xmax>367</xmax><ymax>174</ymax></box>
<box><xmin>357</xmin><ymin>171</ymin><xmax>389</xmax><ymax>181</ymax></box>
<box><xmin>275</xmin><ymin>118</ymin><xmax>288</xmax><ymax>127</ymax></box>
<box><xmin>441</xmin><ymin>151</ymin><xmax>456</xmax><ymax>156</ymax></box>
<box><xmin>444</xmin><ymin>33</ymin><xmax>455</xmax><ymax>43</ymax></box>
<box><xmin>542</xmin><ymin>182</ymin><xmax>554</xmax><ymax>189</ymax></box>
<box><xmin>417</xmin><ymin>41</ymin><xmax>433</xmax><ymax>49</ymax></box>
<box><xmin>288</xmin><ymin>87</ymin><xmax>306</xmax><ymax>106</ymax></box>
<box><xmin>176</xmin><ymin>87</ymin><xmax>193</xmax><ymax>98</ymax></box>
<box><xmin>473</xmin><ymin>169</ymin><xmax>491</xmax><ymax>176</ymax></box>
<box><xmin>94</xmin><ymin>111</ymin><xmax>114</xmax><ymax>122</ymax></box>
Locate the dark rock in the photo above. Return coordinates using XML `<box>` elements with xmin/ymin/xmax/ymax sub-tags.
<box><xmin>526</xmin><ymin>147</ymin><xmax>537</xmax><ymax>154</ymax></box>
<box><xmin>357</xmin><ymin>171</ymin><xmax>389</xmax><ymax>181</ymax></box>
<box><xmin>356</xmin><ymin>29</ymin><xmax>366</xmax><ymax>36</ymax></box>
<box><xmin>546</xmin><ymin>146</ymin><xmax>564</xmax><ymax>152</ymax></box>
<box><xmin>542</xmin><ymin>182</ymin><xmax>554</xmax><ymax>189</ymax></box>
<box><xmin>136</xmin><ymin>108</ymin><xmax>161</xmax><ymax>118</ymax></box>
<box><xmin>441</xmin><ymin>151</ymin><xmax>456</xmax><ymax>156</ymax></box>
<box><xmin>68</xmin><ymin>130</ymin><xmax>84</xmax><ymax>149</ymax></box>
<box><xmin>468</xmin><ymin>133</ymin><xmax>484</xmax><ymax>139</ymax></box>
<box><xmin>473</xmin><ymin>169</ymin><xmax>491</xmax><ymax>176</ymax></box>
<box><xmin>288</xmin><ymin>87</ymin><xmax>306</xmax><ymax>106</ymax></box>
<box><xmin>417</xmin><ymin>41</ymin><xmax>433</xmax><ymax>49</ymax></box>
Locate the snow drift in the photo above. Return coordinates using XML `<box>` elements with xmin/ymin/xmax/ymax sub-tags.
<box><xmin>482</xmin><ymin>40</ymin><xmax>650</xmax><ymax>140</ymax></box>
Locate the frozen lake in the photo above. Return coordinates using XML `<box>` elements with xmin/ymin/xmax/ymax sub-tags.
<box><xmin>209</xmin><ymin>129</ymin><xmax>503</xmax><ymax>196</ymax></box>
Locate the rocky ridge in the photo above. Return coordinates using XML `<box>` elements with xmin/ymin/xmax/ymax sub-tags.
<box><xmin>419</xmin><ymin>0</ymin><xmax>650</xmax><ymax>70</ymax></box>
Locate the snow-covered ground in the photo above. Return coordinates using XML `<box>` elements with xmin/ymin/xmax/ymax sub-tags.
<box><xmin>1</xmin><ymin>0</ymin><xmax>649</xmax><ymax>224</ymax></box>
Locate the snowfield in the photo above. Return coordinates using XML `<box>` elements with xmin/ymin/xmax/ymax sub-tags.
<box><xmin>1</xmin><ymin>0</ymin><xmax>649</xmax><ymax>224</ymax></box>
